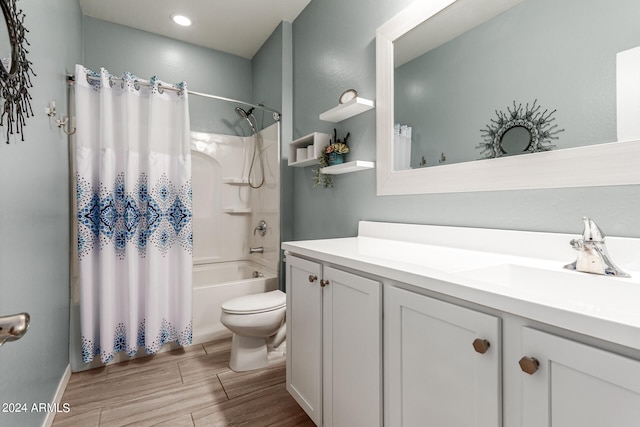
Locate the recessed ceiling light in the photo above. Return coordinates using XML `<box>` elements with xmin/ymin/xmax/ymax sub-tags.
<box><xmin>171</xmin><ymin>14</ymin><xmax>192</xmax><ymax>27</ymax></box>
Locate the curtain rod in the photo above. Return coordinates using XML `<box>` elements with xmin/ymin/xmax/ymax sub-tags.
<box><xmin>67</xmin><ymin>75</ymin><xmax>281</xmax><ymax>121</ymax></box>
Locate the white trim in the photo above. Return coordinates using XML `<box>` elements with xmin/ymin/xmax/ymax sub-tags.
<box><xmin>42</xmin><ymin>364</ymin><xmax>71</xmax><ymax>427</ymax></box>
<box><xmin>377</xmin><ymin>139</ymin><xmax>640</xmax><ymax>195</ymax></box>
<box><xmin>375</xmin><ymin>0</ymin><xmax>640</xmax><ymax>195</ymax></box>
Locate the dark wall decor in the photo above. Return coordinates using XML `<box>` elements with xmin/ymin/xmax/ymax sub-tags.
<box><xmin>0</xmin><ymin>0</ymin><xmax>35</xmax><ymax>144</ymax></box>
<box><xmin>477</xmin><ymin>100</ymin><xmax>564</xmax><ymax>160</ymax></box>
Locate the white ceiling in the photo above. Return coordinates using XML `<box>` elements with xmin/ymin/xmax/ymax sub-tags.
<box><xmin>79</xmin><ymin>0</ymin><xmax>311</xmax><ymax>59</ymax></box>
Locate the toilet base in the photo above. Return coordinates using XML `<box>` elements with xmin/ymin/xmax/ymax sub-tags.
<box><xmin>229</xmin><ymin>334</ymin><xmax>285</xmax><ymax>372</ymax></box>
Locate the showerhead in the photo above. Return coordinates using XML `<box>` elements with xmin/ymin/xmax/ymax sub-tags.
<box><xmin>235</xmin><ymin>106</ymin><xmax>257</xmax><ymax>134</ymax></box>
<box><xmin>234</xmin><ymin>107</ymin><xmax>255</xmax><ymax>119</ymax></box>
<box><xmin>233</xmin><ymin>106</ymin><xmax>264</xmax><ymax>188</ymax></box>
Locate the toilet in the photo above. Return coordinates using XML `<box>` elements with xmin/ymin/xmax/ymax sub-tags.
<box><xmin>220</xmin><ymin>289</ymin><xmax>286</xmax><ymax>372</ymax></box>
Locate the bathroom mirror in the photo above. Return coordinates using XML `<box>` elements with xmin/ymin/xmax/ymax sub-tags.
<box><xmin>0</xmin><ymin>1</ymin><xmax>15</xmax><ymax>75</ymax></box>
<box><xmin>477</xmin><ymin>100</ymin><xmax>562</xmax><ymax>160</ymax></box>
<box><xmin>0</xmin><ymin>0</ymin><xmax>35</xmax><ymax>144</ymax></box>
<box><xmin>500</xmin><ymin>127</ymin><xmax>530</xmax><ymax>156</ymax></box>
<box><xmin>376</xmin><ymin>0</ymin><xmax>640</xmax><ymax>195</ymax></box>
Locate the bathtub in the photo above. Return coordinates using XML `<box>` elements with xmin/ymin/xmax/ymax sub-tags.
<box><xmin>192</xmin><ymin>260</ymin><xmax>278</xmax><ymax>344</ymax></box>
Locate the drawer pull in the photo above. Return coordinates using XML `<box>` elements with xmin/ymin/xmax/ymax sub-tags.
<box><xmin>519</xmin><ymin>356</ymin><xmax>540</xmax><ymax>375</ymax></box>
<box><xmin>472</xmin><ymin>338</ymin><xmax>491</xmax><ymax>354</ymax></box>
<box><xmin>320</xmin><ymin>279</ymin><xmax>330</xmax><ymax>287</ymax></box>
<box><xmin>308</xmin><ymin>275</ymin><xmax>318</xmax><ymax>283</ymax></box>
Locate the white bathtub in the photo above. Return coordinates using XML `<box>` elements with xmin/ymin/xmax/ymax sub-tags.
<box><xmin>192</xmin><ymin>260</ymin><xmax>278</xmax><ymax>344</ymax></box>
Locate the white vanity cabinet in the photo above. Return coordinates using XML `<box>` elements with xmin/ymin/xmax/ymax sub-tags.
<box><xmin>285</xmin><ymin>254</ymin><xmax>382</xmax><ymax>427</ymax></box>
<box><xmin>519</xmin><ymin>327</ymin><xmax>640</xmax><ymax>427</ymax></box>
<box><xmin>384</xmin><ymin>285</ymin><xmax>502</xmax><ymax>427</ymax></box>
<box><xmin>286</xmin><ymin>255</ymin><xmax>322</xmax><ymax>424</ymax></box>
<box><xmin>283</xmin><ymin>220</ymin><xmax>640</xmax><ymax>427</ymax></box>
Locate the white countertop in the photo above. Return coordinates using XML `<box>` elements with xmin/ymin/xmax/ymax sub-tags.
<box><xmin>282</xmin><ymin>221</ymin><xmax>640</xmax><ymax>351</ymax></box>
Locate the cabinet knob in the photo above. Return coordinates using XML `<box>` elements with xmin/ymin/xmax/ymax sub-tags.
<box><xmin>519</xmin><ymin>356</ymin><xmax>540</xmax><ymax>375</ymax></box>
<box><xmin>472</xmin><ymin>338</ymin><xmax>491</xmax><ymax>354</ymax></box>
<box><xmin>320</xmin><ymin>279</ymin><xmax>330</xmax><ymax>287</ymax></box>
<box><xmin>308</xmin><ymin>275</ymin><xmax>318</xmax><ymax>283</ymax></box>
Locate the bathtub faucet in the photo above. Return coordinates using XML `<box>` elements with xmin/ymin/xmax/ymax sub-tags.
<box><xmin>249</xmin><ymin>246</ymin><xmax>264</xmax><ymax>254</ymax></box>
<box><xmin>254</xmin><ymin>220</ymin><xmax>268</xmax><ymax>237</ymax></box>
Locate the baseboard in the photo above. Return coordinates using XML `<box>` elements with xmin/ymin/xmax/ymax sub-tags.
<box><xmin>42</xmin><ymin>364</ymin><xmax>71</xmax><ymax>427</ymax></box>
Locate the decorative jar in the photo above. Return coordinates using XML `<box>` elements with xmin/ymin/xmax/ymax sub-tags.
<box><xmin>327</xmin><ymin>152</ymin><xmax>344</xmax><ymax>166</ymax></box>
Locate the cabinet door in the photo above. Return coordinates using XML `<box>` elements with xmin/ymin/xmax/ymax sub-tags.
<box><xmin>385</xmin><ymin>285</ymin><xmax>501</xmax><ymax>427</ymax></box>
<box><xmin>323</xmin><ymin>266</ymin><xmax>382</xmax><ymax>427</ymax></box>
<box><xmin>521</xmin><ymin>327</ymin><xmax>640</xmax><ymax>427</ymax></box>
<box><xmin>285</xmin><ymin>255</ymin><xmax>323</xmax><ymax>425</ymax></box>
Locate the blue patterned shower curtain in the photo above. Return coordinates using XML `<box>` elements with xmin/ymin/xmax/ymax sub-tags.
<box><xmin>75</xmin><ymin>65</ymin><xmax>193</xmax><ymax>364</ymax></box>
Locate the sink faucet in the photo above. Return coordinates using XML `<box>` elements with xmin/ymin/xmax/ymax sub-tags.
<box><xmin>564</xmin><ymin>217</ymin><xmax>630</xmax><ymax>277</ymax></box>
<box><xmin>249</xmin><ymin>246</ymin><xmax>264</xmax><ymax>254</ymax></box>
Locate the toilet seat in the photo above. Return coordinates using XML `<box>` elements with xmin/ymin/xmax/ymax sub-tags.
<box><xmin>221</xmin><ymin>290</ymin><xmax>286</xmax><ymax>315</ymax></box>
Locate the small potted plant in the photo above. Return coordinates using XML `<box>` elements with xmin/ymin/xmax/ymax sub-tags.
<box><xmin>312</xmin><ymin>129</ymin><xmax>351</xmax><ymax>188</ymax></box>
<box><xmin>325</xmin><ymin>128</ymin><xmax>350</xmax><ymax>166</ymax></box>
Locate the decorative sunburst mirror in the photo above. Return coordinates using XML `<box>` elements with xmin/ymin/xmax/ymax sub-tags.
<box><xmin>477</xmin><ymin>100</ymin><xmax>564</xmax><ymax>159</ymax></box>
<box><xmin>0</xmin><ymin>0</ymin><xmax>35</xmax><ymax>144</ymax></box>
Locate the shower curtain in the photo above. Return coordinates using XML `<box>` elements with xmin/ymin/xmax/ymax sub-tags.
<box><xmin>75</xmin><ymin>65</ymin><xmax>193</xmax><ymax>364</ymax></box>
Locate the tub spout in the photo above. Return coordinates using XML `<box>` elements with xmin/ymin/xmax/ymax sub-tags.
<box><xmin>249</xmin><ymin>246</ymin><xmax>264</xmax><ymax>254</ymax></box>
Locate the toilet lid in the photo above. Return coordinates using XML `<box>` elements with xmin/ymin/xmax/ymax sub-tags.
<box><xmin>221</xmin><ymin>290</ymin><xmax>286</xmax><ymax>314</ymax></box>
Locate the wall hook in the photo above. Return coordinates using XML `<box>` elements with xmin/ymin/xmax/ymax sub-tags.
<box><xmin>45</xmin><ymin>101</ymin><xmax>54</xmax><ymax>117</ymax></box>
<box><xmin>46</xmin><ymin>100</ymin><xmax>76</xmax><ymax>135</ymax></box>
<box><xmin>56</xmin><ymin>114</ymin><xmax>76</xmax><ymax>135</ymax></box>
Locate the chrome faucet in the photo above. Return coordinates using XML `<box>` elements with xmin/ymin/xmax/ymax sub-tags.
<box><xmin>0</xmin><ymin>312</ymin><xmax>30</xmax><ymax>347</ymax></box>
<box><xmin>249</xmin><ymin>246</ymin><xmax>264</xmax><ymax>254</ymax></box>
<box><xmin>254</xmin><ymin>220</ymin><xmax>268</xmax><ymax>237</ymax></box>
<box><xmin>564</xmin><ymin>217</ymin><xmax>630</xmax><ymax>277</ymax></box>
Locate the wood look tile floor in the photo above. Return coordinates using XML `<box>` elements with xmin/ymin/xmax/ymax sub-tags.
<box><xmin>53</xmin><ymin>338</ymin><xmax>313</xmax><ymax>427</ymax></box>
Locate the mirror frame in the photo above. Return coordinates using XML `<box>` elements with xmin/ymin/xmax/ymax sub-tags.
<box><xmin>376</xmin><ymin>0</ymin><xmax>640</xmax><ymax>195</ymax></box>
<box><xmin>0</xmin><ymin>0</ymin><xmax>35</xmax><ymax>144</ymax></box>
<box><xmin>0</xmin><ymin>0</ymin><xmax>17</xmax><ymax>76</ymax></box>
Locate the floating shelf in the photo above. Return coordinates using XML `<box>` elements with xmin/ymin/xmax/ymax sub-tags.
<box><xmin>319</xmin><ymin>97</ymin><xmax>375</xmax><ymax>123</ymax></box>
<box><xmin>222</xmin><ymin>207</ymin><xmax>252</xmax><ymax>214</ymax></box>
<box><xmin>289</xmin><ymin>158</ymin><xmax>318</xmax><ymax>168</ymax></box>
<box><xmin>320</xmin><ymin>160</ymin><xmax>375</xmax><ymax>175</ymax></box>
<box><xmin>289</xmin><ymin>132</ymin><xmax>331</xmax><ymax>167</ymax></box>
<box><xmin>222</xmin><ymin>177</ymin><xmax>249</xmax><ymax>185</ymax></box>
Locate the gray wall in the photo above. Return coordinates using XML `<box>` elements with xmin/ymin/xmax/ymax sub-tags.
<box><xmin>252</xmin><ymin>23</ymin><xmax>283</xmax><ymax>130</ymax></box>
<box><xmin>251</xmin><ymin>22</ymin><xmax>294</xmax><ymax>290</ymax></box>
<box><xmin>0</xmin><ymin>0</ymin><xmax>82</xmax><ymax>426</ymax></box>
<box><xmin>290</xmin><ymin>0</ymin><xmax>640</xmax><ymax>241</ymax></box>
<box><xmin>83</xmin><ymin>16</ymin><xmax>253</xmax><ymax>135</ymax></box>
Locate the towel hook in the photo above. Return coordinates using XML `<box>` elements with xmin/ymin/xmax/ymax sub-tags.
<box><xmin>46</xmin><ymin>100</ymin><xmax>76</xmax><ymax>135</ymax></box>
<box><xmin>56</xmin><ymin>114</ymin><xmax>76</xmax><ymax>135</ymax></box>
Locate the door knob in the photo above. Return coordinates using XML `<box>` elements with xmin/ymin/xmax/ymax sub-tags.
<box><xmin>0</xmin><ymin>312</ymin><xmax>30</xmax><ymax>347</ymax></box>
<box><xmin>472</xmin><ymin>338</ymin><xmax>491</xmax><ymax>354</ymax></box>
<box><xmin>309</xmin><ymin>275</ymin><xmax>318</xmax><ymax>282</ymax></box>
<box><xmin>519</xmin><ymin>356</ymin><xmax>540</xmax><ymax>375</ymax></box>
<box><xmin>320</xmin><ymin>279</ymin><xmax>330</xmax><ymax>287</ymax></box>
